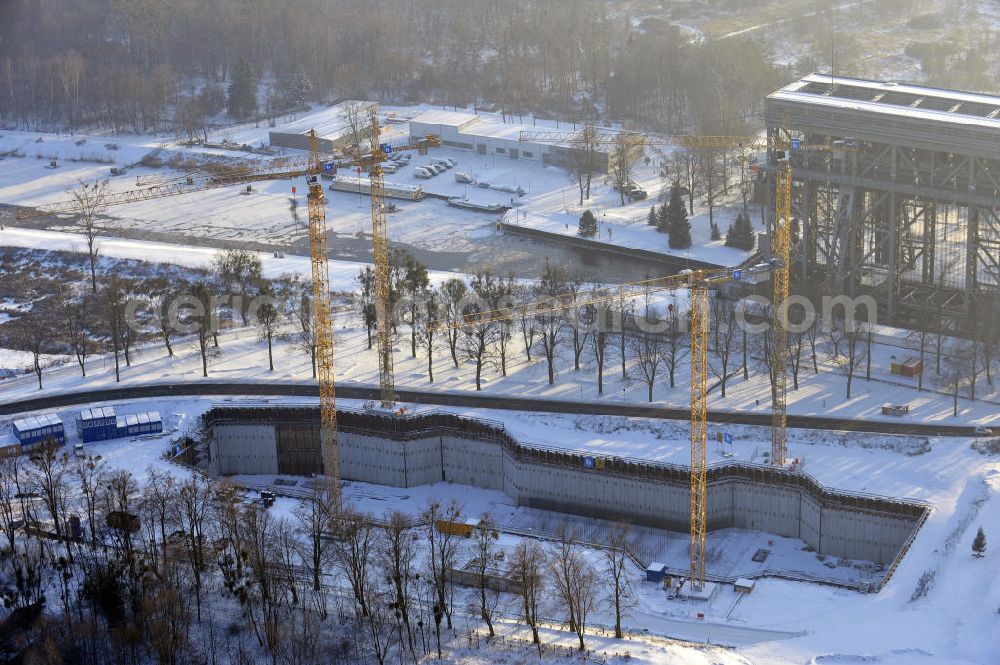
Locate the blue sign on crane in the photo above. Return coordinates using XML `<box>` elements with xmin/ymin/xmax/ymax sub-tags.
<box><xmin>323</xmin><ymin>162</ymin><xmax>334</xmax><ymax>172</ymax></box>
<box><xmin>790</xmin><ymin>138</ymin><xmax>801</xmax><ymax>151</ymax></box>
<box><xmin>731</xmin><ymin>269</ymin><xmax>743</xmax><ymax>280</ymax></box>
<box><xmin>380</xmin><ymin>143</ymin><xmax>393</xmax><ymax>154</ymax></box>
<box><xmin>724</xmin><ymin>432</ymin><xmax>733</xmax><ymax>445</ymax></box>
<box><xmin>583</xmin><ymin>456</ymin><xmax>595</xmax><ymax>469</ymax></box>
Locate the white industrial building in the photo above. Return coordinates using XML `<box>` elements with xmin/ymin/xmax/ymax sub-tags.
<box><xmin>408</xmin><ymin>110</ymin><xmax>625</xmax><ymax>173</ymax></box>
<box><xmin>269</xmin><ymin>100</ymin><xmax>372</xmax><ymax>152</ymax></box>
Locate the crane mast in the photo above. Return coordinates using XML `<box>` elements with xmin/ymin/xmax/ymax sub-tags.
<box><xmin>771</xmin><ymin>155</ymin><xmax>793</xmax><ymax>467</ymax></box>
<box><xmin>305</xmin><ymin>130</ymin><xmax>341</xmax><ymax>498</ymax></box>
<box><xmin>689</xmin><ymin>283</ymin><xmax>709</xmax><ymax>588</ymax></box>
<box><xmin>368</xmin><ymin>106</ymin><xmax>396</xmax><ymax>408</ymax></box>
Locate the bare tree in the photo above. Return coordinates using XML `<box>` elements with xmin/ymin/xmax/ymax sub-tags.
<box><xmin>213</xmin><ymin>248</ymin><xmax>262</xmax><ymax>326</ymax></box>
<box><xmin>343</xmin><ymin>100</ymin><xmax>373</xmax><ymax>150</ymax></box>
<box><xmin>329</xmin><ymin>509</ymin><xmax>375</xmax><ymax>625</ymax></box>
<box><xmin>0</xmin><ymin>454</ymin><xmax>24</xmax><ymax>552</ymax></box>
<box><xmin>571</xmin><ymin>125</ymin><xmax>599</xmax><ymax>204</ymax></box>
<box><xmin>420</xmin><ymin>289</ymin><xmax>441</xmax><ymax>383</ymax></box>
<box><xmin>294</xmin><ymin>484</ymin><xmax>336</xmax><ymax>596</ymax></box>
<box><xmin>421</xmin><ymin>498</ymin><xmax>464</xmax><ymax>656</ymax></box>
<box><xmin>567</xmin><ymin>277</ymin><xmax>593</xmax><ymax>372</ymax></box>
<box><xmin>103</xmin><ymin>275</ymin><xmax>128</xmax><ymax>382</ymax></box>
<box><xmin>64</xmin><ymin>295</ymin><xmax>94</xmax><ymax>377</ymax></box>
<box><xmin>376</xmin><ymin>511</ymin><xmax>417</xmax><ymax>659</ymax></box>
<box><xmin>176</xmin><ymin>474</ymin><xmax>213</xmax><ymax>622</ymax></box>
<box><xmin>461</xmin><ymin>272</ymin><xmax>500</xmax><ymax>391</ymax></box>
<box><xmin>357</xmin><ymin>266</ymin><xmax>377</xmax><ymax>349</ymax></box>
<box><xmin>549</xmin><ymin>523</ymin><xmax>599</xmax><ymax>651</ymax></box>
<box><xmin>4</xmin><ymin>303</ymin><xmax>57</xmax><ymax>390</ymax></box>
<box><xmin>74</xmin><ymin>452</ymin><xmax>107</xmax><ymax>550</ymax></box>
<box><xmin>661</xmin><ymin>300</ymin><xmax>688</xmax><ymax>389</ymax></box>
<box><xmin>516</xmin><ymin>284</ymin><xmax>539</xmax><ymax>364</ymax></box>
<box><xmin>590</xmin><ymin>298</ymin><xmax>613</xmax><ymax>395</ymax></box>
<box><xmin>610</xmin><ymin>130</ymin><xmax>640</xmax><ymax>205</ymax></box>
<box><xmin>440</xmin><ymin>278</ymin><xmax>467</xmax><ymax>368</ymax></box>
<box><xmin>510</xmin><ymin>540</ymin><xmax>546</xmax><ymax>651</ymax></box>
<box><xmin>70</xmin><ymin>179</ymin><xmax>108</xmax><ymax>294</ymax></box>
<box><xmin>603</xmin><ymin>523</ymin><xmax>636</xmax><ymax>639</ymax></box>
<box><xmin>26</xmin><ymin>443</ymin><xmax>73</xmax><ymax>564</ymax></box>
<box><xmin>188</xmin><ymin>280</ymin><xmax>216</xmax><ymax>378</ymax></box>
<box><xmin>471</xmin><ymin>512</ymin><xmax>502</xmax><ymax>638</ymax></box>
<box><xmin>709</xmin><ymin>296</ymin><xmax>739</xmax><ymax>397</ymax></box>
<box><xmin>535</xmin><ymin>263</ymin><xmax>568</xmax><ymax>385</ymax></box>
<box><xmin>291</xmin><ymin>291</ymin><xmax>318</xmax><ymax>378</ymax></box>
<box><xmin>254</xmin><ymin>284</ymin><xmax>282</xmax><ymax>371</ymax></box>
<box><xmin>835</xmin><ymin>321</ymin><xmax>868</xmax><ymax>399</ymax></box>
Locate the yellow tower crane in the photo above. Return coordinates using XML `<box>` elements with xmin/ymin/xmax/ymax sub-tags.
<box><xmin>15</xmin><ymin>128</ymin><xmax>441</xmax><ymax>499</ymax></box>
<box><xmin>519</xmin><ymin>127</ymin><xmax>845</xmax><ymax>466</ymax></box>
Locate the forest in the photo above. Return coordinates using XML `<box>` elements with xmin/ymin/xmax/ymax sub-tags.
<box><xmin>0</xmin><ymin>0</ymin><xmax>782</xmax><ymax>135</ymax></box>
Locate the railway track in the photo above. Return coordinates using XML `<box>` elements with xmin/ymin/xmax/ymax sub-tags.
<box><xmin>0</xmin><ymin>381</ymin><xmax>988</xmax><ymax>438</ymax></box>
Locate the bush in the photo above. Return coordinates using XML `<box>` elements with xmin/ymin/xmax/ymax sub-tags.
<box><xmin>725</xmin><ymin>211</ymin><xmax>755</xmax><ymax>250</ymax></box>
<box><xmin>578</xmin><ymin>210</ymin><xmax>598</xmax><ymax>238</ymax></box>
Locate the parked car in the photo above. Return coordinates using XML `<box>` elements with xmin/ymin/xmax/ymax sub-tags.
<box><xmin>425</xmin><ymin>163</ymin><xmax>445</xmax><ymax>175</ymax></box>
<box><xmin>973</xmin><ymin>426</ymin><xmax>994</xmax><ymax>436</ymax></box>
<box><xmin>455</xmin><ymin>172</ymin><xmax>475</xmax><ymax>184</ymax></box>
<box><xmin>413</xmin><ymin>167</ymin><xmax>433</xmax><ymax>179</ymax></box>
<box><xmin>380</xmin><ymin>162</ymin><xmax>398</xmax><ymax>174</ymax></box>
<box><xmin>627</xmin><ymin>187</ymin><xmax>648</xmax><ymax>201</ymax></box>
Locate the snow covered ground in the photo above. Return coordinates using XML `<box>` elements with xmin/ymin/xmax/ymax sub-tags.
<box><xmin>1</xmin><ymin>108</ymin><xmax>754</xmax><ymax>270</ymax></box>
<box><xmin>3</xmin><ymin>389</ymin><xmax>997</xmax><ymax>664</ymax></box>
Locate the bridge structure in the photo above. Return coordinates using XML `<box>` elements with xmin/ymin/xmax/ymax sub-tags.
<box><xmin>764</xmin><ymin>73</ymin><xmax>1000</xmax><ymax>332</ymax></box>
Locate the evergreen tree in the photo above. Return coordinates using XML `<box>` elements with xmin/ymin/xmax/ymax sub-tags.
<box><xmin>227</xmin><ymin>60</ymin><xmax>258</xmax><ymax>120</ymax></box>
<box><xmin>725</xmin><ymin>211</ymin><xmax>756</xmax><ymax>250</ymax></box>
<box><xmin>578</xmin><ymin>209</ymin><xmax>598</xmax><ymax>238</ymax></box>
<box><xmin>647</xmin><ymin>206</ymin><xmax>657</xmax><ymax>228</ymax></box>
<box><xmin>973</xmin><ymin>527</ymin><xmax>986</xmax><ymax>557</ymax></box>
<box><xmin>291</xmin><ymin>67</ymin><xmax>313</xmax><ymax>105</ymax></box>
<box><xmin>665</xmin><ymin>183</ymin><xmax>691</xmax><ymax>249</ymax></box>
<box><xmin>655</xmin><ymin>203</ymin><xmax>668</xmax><ymax>234</ymax></box>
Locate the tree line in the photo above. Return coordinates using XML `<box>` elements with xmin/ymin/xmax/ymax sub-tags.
<box><xmin>0</xmin><ymin>0</ymin><xmax>785</xmax><ymax>134</ymax></box>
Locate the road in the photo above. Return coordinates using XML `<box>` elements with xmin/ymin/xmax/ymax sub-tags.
<box><xmin>0</xmin><ymin>381</ymin><xmax>987</xmax><ymax>437</ymax></box>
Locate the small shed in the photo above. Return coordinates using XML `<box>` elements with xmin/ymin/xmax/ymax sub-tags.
<box><xmin>645</xmin><ymin>562</ymin><xmax>668</xmax><ymax>584</ymax></box>
<box><xmin>734</xmin><ymin>578</ymin><xmax>756</xmax><ymax>594</ymax></box>
<box><xmin>891</xmin><ymin>356</ymin><xmax>922</xmax><ymax>377</ymax></box>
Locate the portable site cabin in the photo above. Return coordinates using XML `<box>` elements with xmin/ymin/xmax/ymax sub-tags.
<box><xmin>115</xmin><ymin>411</ymin><xmax>163</xmax><ymax>438</ymax></box>
<box><xmin>79</xmin><ymin>406</ymin><xmax>118</xmax><ymax>443</ymax></box>
<box><xmin>12</xmin><ymin>414</ymin><xmax>66</xmax><ymax>449</ymax></box>
<box><xmin>645</xmin><ymin>562</ymin><xmax>669</xmax><ymax>584</ymax></box>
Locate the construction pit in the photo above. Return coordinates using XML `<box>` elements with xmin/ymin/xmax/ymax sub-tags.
<box><xmin>201</xmin><ymin>404</ymin><xmax>929</xmax><ymax>593</ymax></box>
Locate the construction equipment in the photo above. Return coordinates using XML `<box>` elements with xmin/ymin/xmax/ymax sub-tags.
<box><xmin>15</xmin><ymin>127</ymin><xmax>440</xmax><ymax>500</ymax></box>
<box><xmin>430</xmin><ymin>261</ymin><xmax>779</xmax><ymax>591</ymax></box>
<box><xmin>367</xmin><ymin>106</ymin><xmax>396</xmax><ymax>408</ymax></box>
<box><xmin>519</xmin><ymin>127</ymin><xmax>848</xmax><ymax>466</ymax></box>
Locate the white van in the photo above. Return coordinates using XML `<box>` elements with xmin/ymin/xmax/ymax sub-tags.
<box><xmin>431</xmin><ymin>158</ymin><xmax>453</xmax><ymax>169</ymax></box>
<box><xmin>413</xmin><ymin>167</ymin><xmax>433</xmax><ymax>179</ymax></box>
<box><xmin>381</xmin><ymin>162</ymin><xmax>398</xmax><ymax>174</ymax></box>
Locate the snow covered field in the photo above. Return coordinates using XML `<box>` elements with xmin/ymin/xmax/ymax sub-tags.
<box><xmin>2</xmin><ymin>388</ymin><xmax>997</xmax><ymax>664</ymax></box>
<box><xmin>1</xmin><ymin>105</ymin><xmax>755</xmax><ymax>271</ymax></box>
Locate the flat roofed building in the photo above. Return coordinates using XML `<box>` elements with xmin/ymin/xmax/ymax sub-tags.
<box><xmin>268</xmin><ymin>101</ymin><xmax>373</xmax><ymax>153</ymax></box>
<box><xmin>408</xmin><ymin>110</ymin><xmax>634</xmax><ymax>174</ymax></box>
